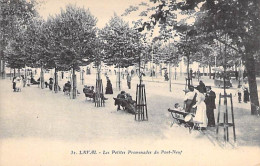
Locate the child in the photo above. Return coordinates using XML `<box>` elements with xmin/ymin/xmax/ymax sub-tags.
<box><xmin>174</xmin><ymin>103</ymin><xmax>184</xmax><ymax>112</ymax></box>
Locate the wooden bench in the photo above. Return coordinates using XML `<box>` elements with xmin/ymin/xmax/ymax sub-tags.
<box><xmin>168</xmin><ymin>108</ymin><xmax>204</xmax><ymax>133</ymax></box>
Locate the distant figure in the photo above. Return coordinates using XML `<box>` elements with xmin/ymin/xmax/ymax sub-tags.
<box><xmin>237</xmin><ymin>85</ymin><xmax>242</xmax><ymax>103</ymax></box>
<box><xmin>63</xmin><ymin>81</ymin><xmax>71</xmax><ymax>93</ymax></box>
<box><xmin>196</xmin><ymin>80</ymin><xmax>207</xmax><ymax>94</ymax></box>
<box><xmin>242</xmin><ymin>82</ymin><xmax>250</xmax><ymax>103</ymax></box>
<box><xmin>164</xmin><ymin>72</ymin><xmax>169</xmax><ymax>81</ymax></box>
<box><xmin>235</xmin><ymin>71</ymin><xmax>239</xmax><ymax>80</ymax></box>
<box><xmin>205</xmin><ymin>86</ymin><xmax>216</xmax><ymax>127</ymax></box>
<box><xmin>12</xmin><ymin>76</ymin><xmax>17</xmax><ymax>92</ymax></box>
<box><xmin>131</xmin><ymin>69</ymin><xmax>134</xmax><ymax>76</ymax></box>
<box><xmin>105</xmin><ymin>76</ymin><xmax>113</xmax><ymax>94</ymax></box>
<box><xmin>21</xmin><ymin>75</ymin><xmax>26</xmax><ymax>87</ymax></box>
<box><xmin>16</xmin><ymin>77</ymin><xmax>22</xmax><ymax>92</ymax></box>
<box><xmin>127</xmin><ymin>73</ymin><xmax>132</xmax><ymax>89</ymax></box>
<box><xmin>190</xmin><ymin>69</ymin><xmax>193</xmax><ymax>80</ymax></box>
<box><xmin>49</xmin><ymin>78</ymin><xmax>53</xmax><ymax>90</ymax></box>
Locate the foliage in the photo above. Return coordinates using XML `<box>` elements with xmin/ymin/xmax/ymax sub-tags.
<box><xmin>99</xmin><ymin>14</ymin><xmax>144</xmax><ymax>68</ymax></box>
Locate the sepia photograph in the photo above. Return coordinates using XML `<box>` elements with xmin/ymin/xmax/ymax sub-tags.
<box><xmin>0</xmin><ymin>0</ymin><xmax>260</xmax><ymax>165</ymax></box>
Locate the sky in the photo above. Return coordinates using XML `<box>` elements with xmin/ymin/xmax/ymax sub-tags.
<box><xmin>37</xmin><ymin>0</ymin><xmax>144</xmax><ymax>28</ymax></box>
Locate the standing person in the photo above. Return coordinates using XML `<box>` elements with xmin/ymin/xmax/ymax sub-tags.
<box><xmin>127</xmin><ymin>73</ymin><xmax>132</xmax><ymax>89</ymax></box>
<box><xmin>242</xmin><ymin>82</ymin><xmax>250</xmax><ymax>103</ymax></box>
<box><xmin>49</xmin><ymin>78</ymin><xmax>53</xmax><ymax>90</ymax></box>
<box><xmin>12</xmin><ymin>76</ymin><xmax>17</xmax><ymax>92</ymax></box>
<box><xmin>16</xmin><ymin>77</ymin><xmax>22</xmax><ymax>92</ymax></box>
<box><xmin>189</xmin><ymin>69</ymin><xmax>193</xmax><ymax>80</ymax></box>
<box><xmin>21</xmin><ymin>75</ymin><xmax>26</xmax><ymax>87</ymax></box>
<box><xmin>237</xmin><ymin>85</ymin><xmax>243</xmax><ymax>103</ymax></box>
<box><xmin>105</xmin><ymin>76</ymin><xmax>113</xmax><ymax>94</ymax></box>
<box><xmin>205</xmin><ymin>86</ymin><xmax>216</xmax><ymax>127</ymax></box>
<box><xmin>197</xmin><ymin>69</ymin><xmax>200</xmax><ymax>80</ymax></box>
<box><xmin>192</xmin><ymin>93</ymin><xmax>208</xmax><ymax>129</ymax></box>
<box><xmin>164</xmin><ymin>72</ymin><xmax>169</xmax><ymax>81</ymax></box>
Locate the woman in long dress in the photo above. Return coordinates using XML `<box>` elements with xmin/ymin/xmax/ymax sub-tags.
<box><xmin>105</xmin><ymin>76</ymin><xmax>113</xmax><ymax>94</ymax></box>
<box><xmin>193</xmin><ymin>93</ymin><xmax>208</xmax><ymax>128</ymax></box>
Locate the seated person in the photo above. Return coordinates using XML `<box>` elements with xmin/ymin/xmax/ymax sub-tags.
<box><xmin>125</xmin><ymin>93</ymin><xmax>135</xmax><ymax>104</ymax></box>
<box><xmin>63</xmin><ymin>81</ymin><xmax>71</xmax><ymax>92</ymax></box>
<box><xmin>31</xmin><ymin>77</ymin><xmax>40</xmax><ymax>84</ymax></box>
<box><xmin>123</xmin><ymin>93</ymin><xmax>136</xmax><ymax>114</ymax></box>
<box><xmin>45</xmin><ymin>82</ymin><xmax>49</xmax><ymax>88</ymax></box>
<box><xmin>49</xmin><ymin>78</ymin><xmax>53</xmax><ymax>90</ymax></box>
<box><xmin>83</xmin><ymin>86</ymin><xmax>95</xmax><ymax>98</ymax></box>
<box><xmin>174</xmin><ymin>103</ymin><xmax>184</xmax><ymax>112</ymax></box>
<box><xmin>115</xmin><ymin>91</ymin><xmax>126</xmax><ymax>110</ymax></box>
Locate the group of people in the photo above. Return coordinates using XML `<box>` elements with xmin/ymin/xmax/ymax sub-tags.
<box><xmin>12</xmin><ymin>75</ymin><xmax>40</xmax><ymax>92</ymax></box>
<box><xmin>180</xmin><ymin>80</ymin><xmax>216</xmax><ymax>129</ymax></box>
<box><xmin>115</xmin><ymin>90</ymin><xmax>136</xmax><ymax>114</ymax></box>
<box><xmin>12</xmin><ymin>76</ymin><xmax>23</xmax><ymax>92</ymax></box>
<box><xmin>237</xmin><ymin>81</ymin><xmax>250</xmax><ymax>103</ymax></box>
<box><xmin>83</xmin><ymin>85</ymin><xmax>107</xmax><ymax>101</ymax></box>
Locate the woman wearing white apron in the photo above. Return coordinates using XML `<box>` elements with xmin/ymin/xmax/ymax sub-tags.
<box><xmin>193</xmin><ymin>93</ymin><xmax>208</xmax><ymax>129</ymax></box>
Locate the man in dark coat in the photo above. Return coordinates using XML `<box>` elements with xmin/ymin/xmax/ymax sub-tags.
<box><xmin>205</xmin><ymin>86</ymin><xmax>216</xmax><ymax>127</ymax></box>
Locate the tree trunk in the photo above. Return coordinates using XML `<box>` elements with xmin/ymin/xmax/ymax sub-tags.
<box><xmin>118</xmin><ymin>66</ymin><xmax>121</xmax><ymax>90</ymax></box>
<box><xmin>1</xmin><ymin>60</ymin><xmax>6</xmax><ymax>79</ymax></box>
<box><xmin>10</xmin><ymin>68</ymin><xmax>12</xmax><ymax>80</ymax></box>
<box><xmin>169</xmin><ymin>63</ymin><xmax>172</xmax><ymax>92</ymax></box>
<box><xmin>18</xmin><ymin>69</ymin><xmax>20</xmax><ymax>77</ymax></box>
<box><xmin>0</xmin><ymin>60</ymin><xmax>2</xmax><ymax>78</ymax></box>
<box><xmin>187</xmin><ymin>54</ymin><xmax>190</xmax><ymax>86</ymax></box>
<box><xmin>40</xmin><ymin>66</ymin><xmax>45</xmax><ymax>89</ymax></box>
<box><xmin>209</xmin><ymin>64</ymin><xmax>211</xmax><ymax>79</ymax></box>
<box><xmin>244</xmin><ymin>49</ymin><xmax>259</xmax><ymax>115</ymax></box>
<box><xmin>14</xmin><ymin>68</ymin><xmax>16</xmax><ymax>77</ymax></box>
<box><xmin>72</xmin><ymin>67</ymin><xmax>77</xmax><ymax>99</ymax></box>
<box><xmin>54</xmin><ymin>67</ymin><xmax>58</xmax><ymax>93</ymax></box>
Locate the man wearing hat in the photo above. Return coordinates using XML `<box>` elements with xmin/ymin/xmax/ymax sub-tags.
<box><xmin>205</xmin><ymin>86</ymin><xmax>216</xmax><ymax>127</ymax></box>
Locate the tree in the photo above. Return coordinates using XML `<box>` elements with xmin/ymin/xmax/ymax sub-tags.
<box><xmin>128</xmin><ymin>0</ymin><xmax>260</xmax><ymax>115</ymax></box>
<box><xmin>193</xmin><ymin>0</ymin><xmax>260</xmax><ymax>115</ymax></box>
<box><xmin>99</xmin><ymin>14</ymin><xmax>144</xmax><ymax>90</ymax></box>
<box><xmin>0</xmin><ymin>0</ymin><xmax>38</xmax><ymax>78</ymax></box>
<box><xmin>49</xmin><ymin>4</ymin><xmax>97</xmax><ymax>98</ymax></box>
